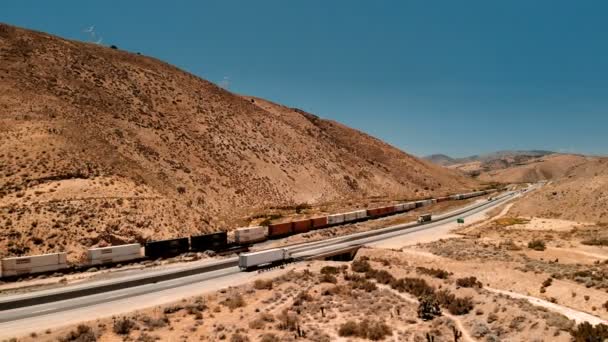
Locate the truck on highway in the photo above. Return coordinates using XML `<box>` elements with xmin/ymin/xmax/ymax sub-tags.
<box><xmin>239</xmin><ymin>248</ymin><xmax>292</xmax><ymax>271</ymax></box>
<box><xmin>417</xmin><ymin>214</ymin><xmax>432</xmax><ymax>224</ymax></box>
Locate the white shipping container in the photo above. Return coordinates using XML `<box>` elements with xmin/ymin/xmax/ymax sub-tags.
<box><xmin>404</xmin><ymin>202</ymin><xmax>416</xmax><ymax>210</ymax></box>
<box><xmin>88</xmin><ymin>253</ymin><xmax>142</xmax><ymax>266</ymax></box>
<box><xmin>239</xmin><ymin>248</ymin><xmax>290</xmax><ymax>269</ymax></box>
<box><xmin>342</xmin><ymin>210</ymin><xmax>367</xmax><ymax>221</ymax></box>
<box><xmin>355</xmin><ymin>209</ymin><xmax>368</xmax><ymax>219</ymax></box>
<box><xmin>88</xmin><ymin>244</ymin><xmax>141</xmax><ymax>261</ymax></box>
<box><xmin>235</xmin><ymin>226</ymin><xmax>268</xmax><ymax>244</ymax></box>
<box><xmin>1</xmin><ymin>253</ymin><xmax>67</xmax><ymax>277</ymax></box>
<box><xmin>327</xmin><ymin>214</ymin><xmax>345</xmax><ymax>225</ymax></box>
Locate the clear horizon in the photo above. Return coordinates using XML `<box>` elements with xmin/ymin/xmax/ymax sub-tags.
<box><xmin>2</xmin><ymin>1</ymin><xmax>607</xmax><ymax>158</ymax></box>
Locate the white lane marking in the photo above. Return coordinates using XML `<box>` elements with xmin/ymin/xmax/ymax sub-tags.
<box><xmin>32</xmin><ymin>307</ymin><xmax>56</xmax><ymax>314</ymax></box>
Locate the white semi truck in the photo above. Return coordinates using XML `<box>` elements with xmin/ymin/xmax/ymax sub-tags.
<box><xmin>239</xmin><ymin>248</ymin><xmax>292</xmax><ymax>271</ymax></box>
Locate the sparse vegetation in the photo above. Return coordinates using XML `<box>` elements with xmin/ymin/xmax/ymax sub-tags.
<box><xmin>417</xmin><ymin>295</ymin><xmax>441</xmax><ymax>320</ymax></box>
<box><xmin>456</xmin><ymin>276</ymin><xmax>482</xmax><ymax>288</ymax></box>
<box><xmin>416</xmin><ymin>266</ymin><xmax>450</xmax><ymax>279</ymax></box>
<box><xmin>59</xmin><ymin>324</ymin><xmax>96</xmax><ymax>342</ymax></box>
<box><xmin>570</xmin><ymin>322</ymin><xmax>608</xmax><ymax>342</ymax></box>
<box><xmin>528</xmin><ymin>239</ymin><xmax>546</xmax><ymax>251</ymax></box>
<box><xmin>319</xmin><ymin>273</ymin><xmax>338</xmax><ymax>284</ymax></box>
<box><xmin>253</xmin><ymin>279</ymin><xmax>273</xmax><ymax>290</ymax></box>
<box><xmin>352</xmin><ymin>259</ymin><xmax>372</xmax><ymax>273</ymax></box>
<box><xmin>113</xmin><ymin>317</ymin><xmax>135</xmax><ymax>335</ymax></box>
<box><xmin>494</xmin><ymin>217</ymin><xmax>530</xmax><ymax>227</ymax></box>
<box><xmin>221</xmin><ymin>293</ymin><xmax>246</xmax><ymax>310</ymax></box>
<box><xmin>320</xmin><ymin>266</ymin><xmax>340</xmax><ymax>275</ymax></box>
<box><xmin>338</xmin><ymin>319</ymin><xmax>392</xmax><ymax>340</ymax></box>
<box><xmin>581</xmin><ymin>238</ymin><xmax>608</xmax><ymax>246</ymax></box>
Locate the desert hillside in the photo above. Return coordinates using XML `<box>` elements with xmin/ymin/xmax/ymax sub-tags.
<box><xmin>0</xmin><ymin>23</ymin><xmax>478</xmax><ymax>259</ymax></box>
<box><xmin>476</xmin><ymin>154</ymin><xmax>590</xmax><ymax>183</ymax></box>
<box><xmin>509</xmin><ymin>157</ymin><xmax>608</xmax><ymax>223</ymax></box>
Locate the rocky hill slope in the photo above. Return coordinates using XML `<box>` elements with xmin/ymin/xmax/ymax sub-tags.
<box><xmin>509</xmin><ymin>157</ymin><xmax>608</xmax><ymax>223</ymax></box>
<box><xmin>0</xmin><ymin>24</ymin><xmax>478</xmax><ymax>259</ymax></box>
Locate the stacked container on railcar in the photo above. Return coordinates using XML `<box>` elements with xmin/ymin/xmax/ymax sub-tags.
<box><xmin>311</xmin><ymin>216</ymin><xmax>328</xmax><ymax>229</ymax></box>
<box><xmin>190</xmin><ymin>232</ymin><xmax>228</xmax><ymax>252</ymax></box>
<box><xmin>235</xmin><ymin>226</ymin><xmax>268</xmax><ymax>244</ymax></box>
<box><xmin>268</xmin><ymin>222</ymin><xmax>293</xmax><ymax>238</ymax></box>
<box><xmin>292</xmin><ymin>219</ymin><xmax>312</xmax><ymax>233</ymax></box>
<box><xmin>1</xmin><ymin>253</ymin><xmax>68</xmax><ymax>277</ymax></box>
<box><xmin>145</xmin><ymin>238</ymin><xmax>189</xmax><ymax>259</ymax></box>
<box><xmin>88</xmin><ymin>244</ymin><xmax>142</xmax><ymax>265</ymax></box>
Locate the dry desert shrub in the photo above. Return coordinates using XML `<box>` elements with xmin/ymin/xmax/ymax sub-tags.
<box><xmin>366</xmin><ymin>269</ymin><xmax>396</xmax><ymax>284</ymax></box>
<box><xmin>415</xmin><ymin>266</ymin><xmax>450</xmax><ymax>279</ymax></box>
<box><xmin>221</xmin><ymin>293</ymin><xmax>246</xmax><ymax>310</ymax></box>
<box><xmin>338</xmin><ymin>319</ymin><xmax>392</xmax><ymax>340</ymax></box>
<box><xmin>112</xmin><ymin>317</ymin><xmax>135</xmax><ymax>335</ymax></box>
<box><xmin>253</xmin><ymin>279</ymin><xmax>273</xmax><ymax>290</ymax></box>
<box><xmin>528</xmin><ymin>239</ymin><xmax>546</xmax><ymax>251</ymax></box>
<box><xmin>320</xmin><ymin>265</ymin><xmax>340</xmax><ymax>275</ymax></box>
<box><xmin>390</xmin><ymin>277</ymin><xmax>435</xmax><ymax>298</ymax></box>
<box><xmin>259</xmin><ymin>334</ymin><xmax>279</xmax><ymax>342</ymax></box>
<box><xmin>455</xmin><ymin>276</ymin><xmax>482</xmax><ymax>288</ymax></box>
<box><xmin>230</xmin><ymin>333</ymin><xmax>250</xmax><ymax>342</ymax></box>
<box><xmin>570</xmin><ymin>322</ymin><xmax>608</xmax><ymax>342</ymax></box>
<box><xmin>140</xmin><ymin>315</ymin><xmax>169</xmax><ymax>330</ymax></box>
<box><xmin>59</xmin><ymin>324</ymin><xmax>97</xmax><ymax>342</ymax></box>
<box><xmin>319</xmin><ymin>273</ymin><xmax>338</xmax><ymax>284</ymax></box>
<box><xmin>351</xmin><ymin>258</ymin><xmax>372</xmax><ymax>273</ymax></box>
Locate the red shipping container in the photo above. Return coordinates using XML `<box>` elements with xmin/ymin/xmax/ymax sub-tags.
<box><xmin>437</xmin><ymin>197</ymin><xmax>449</xmax><ymax>203</ymax></box>
<box><xmin>268</xmin><ymin>222</ymin><xmax>293</xmax><ymax>238</ymax></box>
<box><xmin>293</xmin><ymin>219</ymin><xmax>312</xmax><ymax>233</ymax></box>
<box><xmin>367</xmin><ymin>208</ymin><xmax>383</xmax><ymax>217</ymax></box>
<box><xmin>311</xmin><ymin>217</ymin><xmax>328</xmax><ymax>229</ymax></box>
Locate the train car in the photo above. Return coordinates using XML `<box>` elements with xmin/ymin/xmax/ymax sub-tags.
<box><xmin>268</xmin><ymin>222</ymin><xmax>293</xmax><ymax>239</ymax></box>
<box><xmin>366</xmin><ymin>207</ymin><xmax>383</xmax><ymax>217</ymax></box>
<box><xmin>1</xmin><ymin>253</ymin><xmax>68</xmax><ymax>277</ymax></box>
<box><xmin>311</xmin><ymin>216</ymin><xmax>328</xmax><ymax>229</ymax></box>
<box><xmin>450</xmin><ymin>194</ymin><xmax>462</xmax><ymax>200</ymax></box>
<box><xmin>145</xmin><ymin>237</ymin><xmax>189</xmax><ymax>259</ymax></box>
<box><xmin>190</xmin><ymin>232</ymin><xmax>228</xmax><ymax>252</ymax></box>
<box><xmin>436</xmin><ymin>196</ymin><xmax>450</xmax><ymax>203</ymax></box>
<box><xmin>235</xmin><ymin>226</ymin><xmax>268</xmax><ymax>244</ymax></box>
<box><xmin>292</xmin><ymin>219</ymin><xmax>312</xmax><ymax>234</ymax></box>
<box><xmin>327</xmin><ymin>213</ymin><xmax>345</xmax><ymax>225</ymax></box>
<box><xmin>88</xmin><ymin>244</ymin><xmax>141</xmax><ymax>265</ymax></box>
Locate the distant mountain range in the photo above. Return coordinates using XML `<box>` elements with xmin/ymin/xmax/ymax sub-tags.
<box><xmin>424</xmin><ymin>150</ymin><xmax>556</xmax><ymax>167</ymax></box>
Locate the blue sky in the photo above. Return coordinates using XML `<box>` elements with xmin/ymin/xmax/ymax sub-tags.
<box><xmin>2</xmin><ymin>1</ymin><xmax>607</xmax><ymax>157</ymax></box>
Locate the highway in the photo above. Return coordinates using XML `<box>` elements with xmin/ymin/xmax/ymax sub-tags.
<box><xmin>0</xmin><ymin>189</ymin><xmax>522</xmax><ymax>338</ymax></box>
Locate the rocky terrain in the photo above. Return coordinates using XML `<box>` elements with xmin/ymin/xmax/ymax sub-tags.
<box><xmin>0</xmin><ymin>23</ymin><xmax>479</xmax><ymax>260</ymax></box>
<box><xmin>509</xmin><ymin>157</ymin><xmax>608</xmax><ymax>223</ymax></box>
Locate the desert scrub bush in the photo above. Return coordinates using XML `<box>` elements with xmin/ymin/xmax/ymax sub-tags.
<box><xmin>259</xmin><ymin>333</ymin><xmax>279</xmax><ymax>342</ymax></box>
<box><xmin>416</xmin><ymin>266</ymin><xmax>450</xmax><ymax>279</ymax></box>
<box><xmin>338</xmin><ymin>319</ymin><xmax>392</xmax><ymax>340</ymax></box>
<box><xmin>542</xmin><ymin>277</ymin><xmax>553</xmax><ymax>288</ymax></box>
<box><xmin>319</xmin><ymin>273</ymin><xmax>338</xmax><ymax>284</ymax></box>
<box><xmin>221</xmin><ymin>293</ymin><xmax>246</xmax><ymax>310</ymax></box>
<box><xmin>581</xmin><ymin>238</ymin><xmax>608</xmax><ymax>246</ymax></box>
<box><xmin>249</xmin><ymin>312</ymin><xmax>275</xmax><ymax>329</ymax></box>
<box><xmin>344</xmin><ymin>272</ymin><xmax>364</xmax><ymax>282</ymax></box>
<box><xmin>293</xmin><ymin>290</ymin><xmax>313</xmax><ymax>306</ymax></box>
<box><xmin>570</xmin><ymin>322</ymin><xmax>608</xmax><ymax>342</ymax></box>
<box><xmin>498</xmin><ymin>239</ymin><xmax>522</xmax><ymax>251</ymax></box>
<box><xmin>417</xmin><ymin>295</ymin><xmax>441</xmax><ymax>321</ymax></box>
<box><xmin>295</xmin><ymin>203</ymin><xmax>311</xmax><ymax>213</ymax></box>
<box><xmin>230</xmin><ymin>333</ymin><xmax>250</xmax><ymax>342</ymax></box>
<box><xmin>391</xmin><ymin>277</ymin><xmax>435</xmax><ymax>298</ymax></box>
<box><xmin>456</xmin><ymin>276</ymin><xmax>482</xmax><ymax>288</ymax></box>
<box><xmin>351</xmin><ymin>278</ymin><xmax>378</xmax><ymax>292</ymax></box>
<box><xmin>277</xmin><ymin>309</ymin><xmax>299</xmax><ymax>331</ymax></box>
<box><xmin>140</xmin><ymin>315</ymin><xmax>169</xmax><ymax>329</ymax></box>
<box><xmin>320</xmin><ymin>265</ymin><xmax>340</xmax><ymax>275</ymax></box>
<box><xmin>366</xmin><ymin>269</ymin><xmax>396</xmax><ymax>284</ymax></box>
<box><xmin>113</xmin><ymin>317</ymin><xmax>135</xmax><ymax>335</ymax></box>
<box><xmin>352</xmin><ymin>259</ymin><xmax>372</xmax><ymax>273</ymax></box>
<box><xmin>447</xmin><ymin>297</ymin><xmax>474</xmax><ymax>315</ymax></box>
<box><xmin>254</xmin><ymin>279</ymin><xmax>273</xmax><ymax>290</ymax></box>
<box><xmin>528</xmin><ymin>239</ymin><xmax>546</xmax><ymax>251</ymax></box>
<box><xmin>59</xmin><ymin>324</ymin><xmax>96</xmax><ymax>342</ymax></box>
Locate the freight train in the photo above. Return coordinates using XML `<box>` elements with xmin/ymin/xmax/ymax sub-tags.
<box><xmin>0</xmin><ymin>189</ymin><xmax>498</xmax><ymax>278</ymax></box>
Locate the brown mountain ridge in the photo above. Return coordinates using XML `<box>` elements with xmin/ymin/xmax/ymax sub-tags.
<box><xmin>0</xmin><ymin>23</ymin><xmax>478</xmax><ymax>260</ymax></box>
